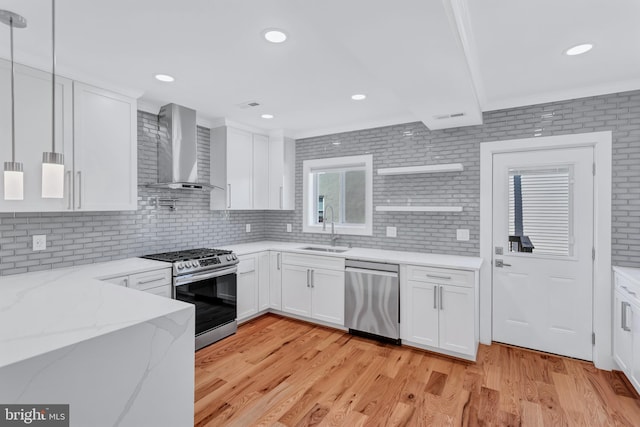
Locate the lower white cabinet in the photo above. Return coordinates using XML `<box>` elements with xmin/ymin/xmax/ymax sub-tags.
<box><xmin>281</xmin><ymin>253</ymin><xmax>345</xmax><ymax>326</ymax></box>
<box><xmin>102</xmin><ymin>268</ymin><xmax>171</xmax><ymax>298</ymax></box>
<box><xmin>269</xmin><ymin>251</ymin><xmax>283</xmax><ymax>310</ymax></box>
<box><xmin>237</xmin><ymin>255</ymin><xmax>258</xmax><ymax>321</ymax></box>
<box><xmin>401</xmin><ymin>265</ymin><xmax>478</xmax><ymax>360</ymax></box>
<box><xmin>237</xmin><ymin>252</ymin><xmax>271</xmax><ymax>323</ymax></box>
<box><xmin>613</xmin><ymin>267</ymin><xmax>640</xmax><ymax>395</ymax></box>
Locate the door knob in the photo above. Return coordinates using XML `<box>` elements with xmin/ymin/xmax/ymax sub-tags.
<box><xmin>495</xmin><ymin>259</ymin><xmax>512</xmax><ymax>268</ymax></box>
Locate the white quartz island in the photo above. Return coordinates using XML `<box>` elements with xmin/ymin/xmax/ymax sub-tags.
<box><xmin>0</xmin><ymin>259</ymin><xmax>194</xmax><ymax>427</ymax></box>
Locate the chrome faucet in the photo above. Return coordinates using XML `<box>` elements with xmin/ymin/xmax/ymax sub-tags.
<box><xmin>322</xmin><ymin>205</ymin><xmax>340</xmax><ymax>246</ymax></box>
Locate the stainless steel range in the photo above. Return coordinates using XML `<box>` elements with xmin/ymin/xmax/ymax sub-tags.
<box><xmin>142</xmin><ymin>248</ymin><xmax>239</xmax><ymax>350</ymax></box>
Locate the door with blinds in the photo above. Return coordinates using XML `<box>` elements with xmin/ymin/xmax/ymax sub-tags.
<box><xmin>492</xmin><ymin>147</ymin><xmax>594</xmax><ymax>360</ymax></box>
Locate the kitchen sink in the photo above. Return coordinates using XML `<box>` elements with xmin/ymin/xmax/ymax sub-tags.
<box><xmin>300</xmin><ymin>246</ymin><xmax>349</xmax><ymax>253</ymax></box>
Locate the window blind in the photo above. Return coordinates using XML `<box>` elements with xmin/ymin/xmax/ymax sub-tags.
<box><xmin>509</xmin><ymin>169</ymin><xmax>571</xmax><ymax>256</ymax></box>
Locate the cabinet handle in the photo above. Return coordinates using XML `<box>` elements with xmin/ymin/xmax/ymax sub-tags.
<box><xmin>227</xmin><ymin>184</ymin><xmax>231</xmax><ymax>209</ymax></box>
<box><xmin>311</xmin><ymin>269</ymin><xmax>314</xmax><ymax>288</ymax></box>
<box><xmin>440</xmin><ymin>286</ymin><xmax>443</xmax><ymax>310</ymax></box>
<box><xmin>433</xmin><ymin>286</ymin><xmax>437</xmax><ymax>309</ymax></box>
<box><xmin>137</xmin><ymin>276</ymin><xmax>165</xmax><ymax>285</ymax></box>
<box><xmin>277</xmin><ymin>253</ymin><xmax>281</xmax><ymax>270</ymax></box>
<box><xmin>66</xmin><ymin>170</ymin><xmax>71</xmax><ymax>210</ymax></box>
<box><xmin>427</xmin><ymin>274</ymin><xmax>451</xmax><ymax>280</ymax></box>
<box><xmin>622</xmin><ymin>301</ymin><xmax>631</xmax><ymax>332</ymax></box>
<box><xmin>306</xmin><ymin>269</ymin><xmax>310</xmax><ymax>287</ymax></box>
<box><xmin>279</xmin><ymin>186</ymin><xmax>283</xmax><ymax>209</ymax></box>
<box><xmin>77</xmin><ymin>171</ymin><xmax>82</xmax><ymax>209</ymax></box>
<box><xmin>123</xmin><ymin>278</ymin><xmax>129</xmax><ymax>287</ymax></box>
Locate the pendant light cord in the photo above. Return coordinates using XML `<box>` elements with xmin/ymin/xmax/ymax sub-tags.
<box><xmin>51</xmin><ymin>0</ymin><xmax>56</xmax><ymax>154</ymax></box>
<box><xmin>9</xmin><ymin>16</ymin><xmax>15</xmax><ymax>163</ymax></box>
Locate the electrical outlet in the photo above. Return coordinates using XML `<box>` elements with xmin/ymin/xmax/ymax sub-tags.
<box><xmin>456</xmin><ymin>229</ymin><xmax>470</xmax><ymax>241</ymax></box>
<box><xmin>33</xmin><ymin>235</ymin><xmax>46</xmax><ymax>251</ymax></box>
<box><xmin>286</xmin><ymin>224</ymin><xmax>292</xmax><ymax>233</ymax></box>
<box><xmin>245</xmin><ymin>224</ymin><xmax>251</xmax><ymax>233</ymax></box>
<box><xmin>386</xmin><ymin>226</ymin><xmax>397</xmax><ymax>238</ymax></box>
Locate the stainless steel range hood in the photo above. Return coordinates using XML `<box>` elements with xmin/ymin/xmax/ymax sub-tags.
<box><xmin>147</xmin><ymin>103</ymin><xmax>215</xmax><ymax>190</ymax></box>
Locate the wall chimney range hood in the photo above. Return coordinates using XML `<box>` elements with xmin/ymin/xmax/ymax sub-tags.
<box><xmin>147</xmin><ymin>103</ymin><xmax>218</xmax><ymax>190</ymax></box>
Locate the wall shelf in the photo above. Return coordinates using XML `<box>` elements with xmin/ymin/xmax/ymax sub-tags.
<box><xmin>377</xmin><ymin>163</ymin><xmax>464</xmax><ymax>175</ymax></box>
<box><xmin>375</xmin><ymin>206</ymin><xmax>463</xmax><ymax>213</ymax></box>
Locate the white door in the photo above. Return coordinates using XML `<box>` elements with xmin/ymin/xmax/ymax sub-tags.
<box><xmin>402</xmin><ymin>280</ymin><xmax>439</xmax><ymax>347</ymax></box>
<box><xmin>73</xmin><ymin>82</ymin><xmax>137</xmax><ymax>211</ymax></box>
<box><xmin>253</xmin><ymin>134</ymin><xmax>270</xmax><ymax>209</ymax></box>
<box><xmin>226</xmin><ymin>127</ymin><xmax>253</xmax><ymax>209</ymax></box>
<box><xmin>439</xmin><ymin>285</ymin><xmax>475</xmax><ymax>355</ymax></box>
<box><xmin>492</xmin><ymin>147</ymin><xmax>594</xmax><ymax>360</ymax></box>
<box><xmin>613</xmin><ymin>291</ymin><xmax>633</xmax><ymax>373</ymax></box>
<box><xmin>310</xmin><ymin>268</ymin><xmax>345</xmax><ymax>326</ymax></box>
<box><xmin>269</xmin><ymin>252</ymin><xmax>282</xmax><ymax>310</ymax></box>
<box><xmin>257</xmin><ymin>252</ymin><xmax>270</xmax><ymax>311</ymax></box>
<box><xmin>281</xmin><ymin>264</ymin><xmax>312</xmax><ymax>317</ymax></box>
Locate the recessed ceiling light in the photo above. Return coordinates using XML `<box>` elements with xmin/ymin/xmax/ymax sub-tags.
<box><xmin>261</xmin><ymin>114</ymin><xmax>274</xmax><ymax>119</ymax></box>
<box><xmin>155</xmin><ymin>74</ymin><xmax>175</xmax><ymax>82</ymax></box>
<box><xmin>351</xmin><ymin>94</ymin><xmax>367</xmax><ymax>101</ymax></box>
<box><xmin>565</xmin><ymin>43</ymin><xmax>593</xmax><ymax>56</ymax></box>
<box><xmin>263</xmin><ymin>29</ymin><xmax>287</xmax><ymax>43</ymax></box>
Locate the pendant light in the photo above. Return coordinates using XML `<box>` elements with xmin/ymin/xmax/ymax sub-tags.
<box><xmin>42</xmin><ymin>0</ymin><xmax>64</xmax><ymax>199</ymax></box>
<box><xmin>0</xmin><ymin>10</ymin><xmax>27</xmax><ymax>200</ymax></box>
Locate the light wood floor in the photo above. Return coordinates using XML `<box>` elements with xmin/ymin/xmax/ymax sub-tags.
<box><xmin>194</xmin><ymin>314</ymin><xmax>640</xmax><ymax>426</ymax></box>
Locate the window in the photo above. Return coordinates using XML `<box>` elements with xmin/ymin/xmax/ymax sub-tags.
<box><xmin>303</xmin><ymin>155</ymin><xmax>373</xmax><ymax>236</ymax></box>
<box><xmin>508</xmin><ymin>166</ymin><xmax>573</xmax><ymax>256</ymax></box>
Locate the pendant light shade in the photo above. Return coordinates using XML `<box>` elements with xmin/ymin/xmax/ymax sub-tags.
<box><xmin>42</xmin><ymin>0</ymin><xmax>64</xmax><ymax>199</ymax></box>
<box><xmin>42</xmin><ymin>152</ymin><xmax>64</xmax><ymax>198</ymax></box>
<box><xmin>1</xmin><ymin>10</ymin><xmax>26</xmax><ymax>201</ymax></box>
<box><xmin>4</xmin><ymin>162</ymin><xmax>23</xmax><ymax>200</ymax></box>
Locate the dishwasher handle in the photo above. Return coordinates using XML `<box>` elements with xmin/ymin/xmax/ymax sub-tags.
<box><xmin>345</xmin><ymin>266</ymin><xmax>398</xmax><ymax>278</ymax></box>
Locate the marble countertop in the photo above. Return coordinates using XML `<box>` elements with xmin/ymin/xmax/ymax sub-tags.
<box><xmin>0</xmin><ymin>258</ymin><xmax>191</xmax><ymax>369</ymax></box>
<box><xmin>228</xmin><ymin>241</ymin><xmax>483</xmax><ymax>271</ymax></box>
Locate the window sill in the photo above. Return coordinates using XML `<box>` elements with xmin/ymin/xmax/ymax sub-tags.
<box><xmin>302</xmin><ymin>224</ymin><xmax>372</xmax><ymax>237</ymax></box>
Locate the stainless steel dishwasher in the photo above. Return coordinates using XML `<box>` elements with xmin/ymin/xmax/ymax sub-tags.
<box><xmin>345</xmin><ymin>259</ymin><xmax>400</xmax><ymax>343</ymax></box>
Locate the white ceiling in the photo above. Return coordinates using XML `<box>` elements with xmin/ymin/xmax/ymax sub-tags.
<box><xmin>0</xmin><ymin>0</ymin><xmax>638</xmax><ymax>139</ymax></box>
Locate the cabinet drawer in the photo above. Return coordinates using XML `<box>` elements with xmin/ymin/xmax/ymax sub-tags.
<box><xmin>615</xmin><ymin>273</ymin><xmax>640</xmax><ymax>307</ymax></box>
<box><xmin>145</xmin><ymin>284</ymin><xmax>172</xmax><ymax>298</ymax></box>
<box><xmin>238</xmin><ymin>256</ymin><xmax>256</xmax><ymax>273</ymax></box>
<box><xmin>129</xmin><ymin>269</ymin><xmax>172</xmax><ymax>291</ymax></box>
<box><xmin>406</xmin><ymin>265</ymin><xmax>474</xmax><ymax>288</ymax></box>
<box><xmin>103</xmin><ymin>275</ymin><xmax>129</xmax><ymax>287</ymax></box>
<box><xmin>282</xmin><ymin>253</ymin><xmax>345</xmax><ymax>271</ymax></box>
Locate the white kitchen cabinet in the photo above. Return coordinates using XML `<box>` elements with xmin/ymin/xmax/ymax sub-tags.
<box><xmin>281</xmin><ymin>253</ymin><xmax>345</xmax><ymax>326</ymax></box>
<box><xmin>253</xmin><ymin>134</ymin><xmax>270</xmax><ymax>210</ymax></box>
<box><xmin>258</xmin><ymin>251</ymin><xmax>270</xmax><ymax>311</ymax></box>
<box><xmin>0</xmin><ymin>61</ymin><xmax>73</xmax><ymax>212</ymax></box>
<box><xmin>210</xmin><ymin>126</ymin><xmax>271</xmax><ymax>210</ymax></box>
<box><xmin>73</xmin><ymin>82</ymin><xmax>137</xmax><ymax>211</ymax></box>
<box><xmin>101</xmin><ymin>267</ymin><xmax>171</xmax><ymax>297</ymax></box>
<box><xmin>268</xmin><ymin>135</ymin><xmax>295</xmax><ymax>210</ymax></box>
<box><xmin>613</xmin><ymin>267</ymin><xmax>640</xmax><ymax>395</ymax></box>
<box><xmin>269</xmin><ymin>251</ymin><xmax>283</xmax><ymax>310</ymax></box>
<box><xmin>237</xmin><ymin>255</ymin><xmax>258</xmax><ymax>321</ymax></box>
<box><xmin>401</xmin><ymin>265</ymin><xmax>478</xmax><ymax>360</ymax></box>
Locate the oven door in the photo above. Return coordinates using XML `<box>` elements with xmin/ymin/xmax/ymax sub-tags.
<box><xmin>174</xmin><ymin>266</ymin><xmax>237</xmax><ymax>336</ymax></box>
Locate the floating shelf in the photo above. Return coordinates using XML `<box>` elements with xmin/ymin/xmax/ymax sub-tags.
<box><xmin>375</xmin><ymin>206</ymin><xmax>463</xmax><ymax>213</ymax></box>
<box><xmin>377</xmin><ymin>163</ymin><xmax>464</xmax><ymax>175</ymax></box>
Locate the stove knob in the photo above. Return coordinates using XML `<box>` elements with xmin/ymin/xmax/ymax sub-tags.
<box><xmin>226</xmin><ymin>255</ymin><xmax>232</xmax><ymax>261</ymax></box>
<box><xmin>193</xmin><ymin>260</ymin><xmax>200</xmax><ymax>267</ymax></box>
<box><xmin>186</xmin><ymin>261</ymin><xmax>193</xmax><ymax>268</ymax></box>
<box><xmin>232</xmin><ymin>254</ymin><xmax>237</xmax><ymax>260</ymax></box>
<box><xmin>177</xmin><ymin>263</ymin><xmax>184</xmax><ymax>270</ymax></box>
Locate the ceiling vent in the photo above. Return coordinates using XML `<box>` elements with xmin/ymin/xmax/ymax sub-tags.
<box><xmin>434</xmin><ymin>112</ymin><xmax>465</xmax><ymax>120</ymax></box>
<box><xmin>236</xmin><ymin>100</ymin><xmax>261</xmax><ymax>109</ymax></box>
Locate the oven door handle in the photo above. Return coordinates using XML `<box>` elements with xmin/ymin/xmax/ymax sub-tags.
<box><xmin>174</xmin><ymin>266</ymin><xmax>238</xmax><ymax>287</ymax></box>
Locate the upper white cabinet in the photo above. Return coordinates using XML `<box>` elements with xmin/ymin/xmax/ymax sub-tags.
<box><xmin>73</xmin><ymin>82</ymin><xmax>137</xmax><ymax>211</ymax></box>
<box><xmin>0</xmin><ymin>60</ymin><xmax>137</xmax><ymax>212</ymax></box>
<box><xmin>210</xmin><ymin>126</ymin><xmax>294</xmax><ymax>211</ymax></box>
<box><xmin>0</xmin><ymin>61</ymin><xmax>73</xmax><ymax>212</ymax></box>
<box><xmin>268</xmin><ymin>135</ymin><xmax>295</xmax><ymax>210</ymax></box>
